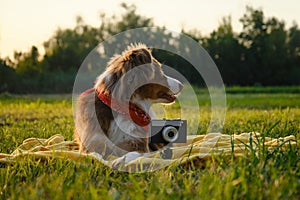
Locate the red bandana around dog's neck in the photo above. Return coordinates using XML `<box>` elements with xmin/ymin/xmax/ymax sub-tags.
<box><xmin>81</xmin><ymin>88</ymin><xmax>151</xmax><ymax>131</ymax></box>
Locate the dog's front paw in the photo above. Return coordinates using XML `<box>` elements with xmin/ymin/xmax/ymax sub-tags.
<box><xmin>111</xmin><ymin>151</ymin><xmax>142</xmax><ymax>169</ymax></box>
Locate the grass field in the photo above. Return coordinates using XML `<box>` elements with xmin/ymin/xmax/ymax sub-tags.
<box><xmin>0</xmin><ymin>87</ymin><xmax>299</xmax><ymax>200</ymax></box>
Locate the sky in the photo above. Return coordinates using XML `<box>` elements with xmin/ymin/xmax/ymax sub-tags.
<box><xmin>1</xmin><ymin>0</ymin><xmax>300</xmax><ymax>59</ymax></box>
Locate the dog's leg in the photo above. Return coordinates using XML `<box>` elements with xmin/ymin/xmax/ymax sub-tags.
<box><xmin>111</xmin><ymin>151</ymin><xmax>145</xmax><ymax>169</ymax></box>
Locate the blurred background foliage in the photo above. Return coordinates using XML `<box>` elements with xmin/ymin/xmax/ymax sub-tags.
<box><xmin>0</xmin><ymin>4</ymin><xmax>300</xmax><ymax>93</ymax></box>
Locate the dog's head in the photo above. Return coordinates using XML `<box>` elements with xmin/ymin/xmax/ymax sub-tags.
<box><xmin>95</xmin><ymin>44</ymin><xmax>183</xmax><ymax>104</ymax></box>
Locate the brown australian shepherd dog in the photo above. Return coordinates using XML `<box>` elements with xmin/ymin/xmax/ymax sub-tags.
<box><xmin>74</xmin><ymin>44</ymin><xmax>183</xmax><ymax>160</ymax></box>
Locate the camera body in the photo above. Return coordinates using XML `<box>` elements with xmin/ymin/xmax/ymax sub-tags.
<box><xmin>149</xmin><ymin>119</ymin><xmax>187</xmax><ymax>144</ymax></box>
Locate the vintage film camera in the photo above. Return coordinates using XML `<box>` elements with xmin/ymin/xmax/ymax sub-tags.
<box><xmin>149</xmin><ymin>119</ymin><xmax>187</xmax><ymax>159</ymax></box>
<box><xmin>149</xmin><ymin>119</ymin><xmax>187</xmax><ymax>144</ymax></box>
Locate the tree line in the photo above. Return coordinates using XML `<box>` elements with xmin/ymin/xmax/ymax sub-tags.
<box><xmin>0</xmin><ymin>4</ymin><xmax>299</xmax><ymax>93</ymax></box>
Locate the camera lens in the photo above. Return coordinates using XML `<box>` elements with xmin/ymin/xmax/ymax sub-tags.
<box><xmin>168</xmin><ymin>131</ymin><xmax>175</xmax><ymax>138</ymax></box>
<box><xmin>162</xmin><ymin>126</ymin><xmax>179</xmax><ymax>143</ymax></box>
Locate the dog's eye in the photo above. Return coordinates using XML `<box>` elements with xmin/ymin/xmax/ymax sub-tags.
<box><xmin>130</xmin><ymin>54</ymin><xmax>136</xmax><ymax>59</ymax></box>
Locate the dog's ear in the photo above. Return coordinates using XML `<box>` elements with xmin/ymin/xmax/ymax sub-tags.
<box><xmin>112</xmin><ymin>64</ymin><xmax>155</xmax><ymax>101</ymax></box>
<box><xmin>124</xmin><ymin>48</ymin><xmax>152</xmax><ymax>67</ymax></box>
<box><xmin>111</xmin><ymin>72</ymin><xmax>136</xmax><ymax>101</ymax></box>
<box><xmin>110</xmin><ymin>47</ymin><xmax>156</xmax><ymax>100</ymax></box>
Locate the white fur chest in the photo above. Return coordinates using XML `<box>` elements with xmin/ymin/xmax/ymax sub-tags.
<box><xmin>107</xmin><ymin>106</ymin><xmax>156</xmax><ymax>145</ymax></box>
<box><xmin>108</xmin><ymin>115</ymin><xmax>139</xmax><ymax>143</ymax></box>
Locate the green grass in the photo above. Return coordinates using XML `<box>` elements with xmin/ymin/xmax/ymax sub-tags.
<box><xmin>225</xmin><ymin>85</ymin><xmax>300</xmax><ymax>94</ymax></box>
<box><xmin>0</xmin><ymin>87</ymin><xmax>299</xmax><ymax>200</ymax></box>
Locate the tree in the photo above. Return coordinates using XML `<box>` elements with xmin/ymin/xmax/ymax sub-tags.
<box><xmin>41</xmin><ymin>3</ymin><xmax>154</xmax><ymax>72</ymax></box>
<box><xmin>288</xmin><ymin>23</ymin><xmax>300</xmax><ymax>84</ymax></box>
<box><xmin>14</xmin><ymin>46</ymin><xmax>41</xmax><ymax>74</ymax></box>
<box><xmin>203</xmin><ymin>17</ymin><xmax>245</xmax><ymax>85</ymax></box>
<box><xmin>2</xmin><ymin>4</ymin><xmax>300</xmax><ymax>94</ymax></box>
<box><xmin>0</xmin><ymin>58</ymin><xmax>16</xmax><ymax>92</ymax></box>
<box><xmin>239</xmin><ymin>6</ymin><xmax>291</xmax><ymax>85</ymax></box>
<box><xmin>264</xmin><ymin>17</ymin><xmax>289</xmax><ymax>84</ymax></box>
<box><xmin>103</xmin><ymin>3</ymin><xmax>154</xmax><ymax>35</ymax></box>
<box><xmin>239</xmin><ymin>6</ymin><xmax>267</xmax><ymax>85</ymax></box>
<box><xmin>42</xmin><ymin>21</ymin><xmax>102</xmax><ymax>71</ymax></box>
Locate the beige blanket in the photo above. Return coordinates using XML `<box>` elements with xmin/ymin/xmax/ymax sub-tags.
<box><xmin>0</xmin><ymin>133</ymin><xmax>296</xmax><ymax>172</ymax></box>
